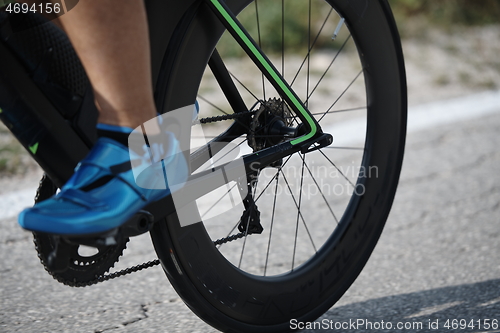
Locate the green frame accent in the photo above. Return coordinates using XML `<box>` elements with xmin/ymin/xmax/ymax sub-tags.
<box><xmin>209</xmin><ymin>0</ymin><xmax>319</xmax><ymax>145</ymax></box>
<box><xmin>29</xmin><ymin>142</ymin><xmax>39</xmax><ymax>154</ymax></box>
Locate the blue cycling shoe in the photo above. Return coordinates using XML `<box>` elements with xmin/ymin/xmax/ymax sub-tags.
<box><xmin>18</xmin><ymin>134</ymin><xmax>188</xmax><ymax>236</ymax></box>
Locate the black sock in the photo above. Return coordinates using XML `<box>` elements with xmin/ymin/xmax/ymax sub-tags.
<box><xmin>96</xmin><ymin>123</ymin><xmax>133</xmax><ymax>147</ymax></box>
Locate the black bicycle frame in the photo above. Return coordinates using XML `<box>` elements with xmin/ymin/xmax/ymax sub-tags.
<box><xmin>0</xmin><ymin>0</ymin><xmax>330</xmax><ymax>220</ymax></box>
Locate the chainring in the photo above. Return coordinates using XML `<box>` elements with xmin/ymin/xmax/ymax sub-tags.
<box><xmin>32</xmin><ymin>175</ymin><xmax>129</xmax><ymax>287</ymax></box>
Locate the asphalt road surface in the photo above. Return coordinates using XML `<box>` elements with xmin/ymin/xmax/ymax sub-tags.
<box><xmin>1</xmin><ymin>92</ymin><xmax>499</xmax><ymax>333</ymax></box>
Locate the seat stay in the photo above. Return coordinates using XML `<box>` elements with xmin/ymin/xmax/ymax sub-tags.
<box><xmin>208</xmin><ymin>49</ymin><xmax>249</xmax><ymax>115</ymax></box>
<box><xmin>206</xmin><ymin>0</ymin><xmax>323</xmax><ymax>145</ymax></box>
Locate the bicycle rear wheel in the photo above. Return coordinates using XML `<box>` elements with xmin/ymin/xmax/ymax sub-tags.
<box><xmin>151</xmin><ymin>0</ymin><xmax>406</xmax><ymax>331</ymax></box>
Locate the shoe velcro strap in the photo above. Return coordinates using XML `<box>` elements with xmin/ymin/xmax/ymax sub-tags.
<box><xmin>78</xmin><ymin>160</ymin><xmax>149</xmax><ymax>201</ymax></box>
<box><xmin>58</xmin><ymin>188</ymin><xmax>108</xmax><ymax>209</ymax></box>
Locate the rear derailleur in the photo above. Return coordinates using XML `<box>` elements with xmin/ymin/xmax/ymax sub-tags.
<box><xmin>237</xmin><ymin>171</ymin><xmax>263</xmax><ymax>235</ymax></box>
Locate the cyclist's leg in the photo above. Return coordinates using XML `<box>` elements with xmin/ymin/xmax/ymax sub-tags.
<box><xmin>56</xmin><ymin>0</ymin><xmax>158</xmax><ymax>131</ymax></box>
<box><xmin>18</xmin><ymin>0</ymin><xmax>188</xmax><ymax>236</ymax></box>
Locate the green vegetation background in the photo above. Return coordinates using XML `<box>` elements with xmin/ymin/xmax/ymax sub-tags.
<box><xmin>390</xmin><ymin>0</ymin><xmax>500</xmax><ymax>27</ymax></box>
<box><xmin>218</xmin><ymin>0</ymin><xmax>500</xmax><ymax>57</ymax></box>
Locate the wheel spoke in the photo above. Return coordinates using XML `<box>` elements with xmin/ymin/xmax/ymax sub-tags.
<box><xmin>292</xmin><ymin>154</ymin><xmax>305</xmax><ymax>270</ymax></box>
<box><xmin>306</xmin><ymin>0</ymin><xmax>311</xmax><ymax>108</ymax></box>
<box><xmin>290</xmin><ymin>8</ymin><xmax>334</xmax><ymax>87</ymax></box>
<box><xmin>300</xmin><ymin>153</ymin><xmax>339</xmax><ymax>224</ymax></box>
<box><xmin>254</xmin><ymin>154</ymin><xmax>294</xmax><ymax>204</ymax></box>
<box><xmin>280</xmin><ymin>168</ymin><xmax>318</xmax><ymax>263</ymax></box>
<box><xmin>318</xmin><ymin>149</ymin><xmax>356</xmax><ymax>188</ymax></box>
<box><xmin>284</xmin><ymin>106</ymin><xmax>366</xmax><ymax>119</ymax></box>
<box><xmin>318</xmin><ymin>69</ymin><xmax>363</xmax><ymax>123</ymax></box>
<box><xmin>230</xmin><ymin>71</ymin><xmax>261</xmax><ymax>102</ymax></box>
<box><xmin>200</xmin><ymin>183</ymin><xmax>238</xmax><ymax>219</ymax></box>
<box><xmin>238</xmin><ymin>212</ymin><xmax>251</xmax><ymax>269</ymax></box>
<box><xmin>323</xmin><ymin>146</ymin><xmax>365</xmax><ymax>151</ymax></box>
<box><xmin>263</xmin><ymin>171</ymin><xmax>280</xmax><ymax>276</ymax></box>
<box><xmin>304</xmin><ymin>35</ymin><xmax>352</xmax><ymax>105</ymax></box>
<box><xmin>254</xmin><ymin>0</ymin><xmax>266</xmax><ymax>101</ymax></box>
<box><xmin>281</xmin><ymin>0</ymin><xmax>285</xmax><ymax>77</ymax></box>
<box><xmin>198</xmin><ymin>94</ymin><xmax>229</xmax><ymax>115</ymax></box>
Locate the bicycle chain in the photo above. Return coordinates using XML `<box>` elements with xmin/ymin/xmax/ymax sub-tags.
<box><xmin>33</xmin><ymin>111</ymin><xmax>255</xmax><ymax>287</ymax></box>
<box><xmin>213</xmin><ymin>232</ymin><xmax>247</xmax><ymax>246</ymax></box>
<box><xmin>198</xmin><ymin>109</ymin><xmax>256</xmax><ymax>124</ymax></box>
<box><xmin>70</xmin><ymin>259</ymin><xmax>162</xmax><ymax>287</ymax></box>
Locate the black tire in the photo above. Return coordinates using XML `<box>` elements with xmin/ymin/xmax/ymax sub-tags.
<box><xmin>150</xmin><ymin>0</ymin><xmax>406</xmax><ymax>331</ymax></box>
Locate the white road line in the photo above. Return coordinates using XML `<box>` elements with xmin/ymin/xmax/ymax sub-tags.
<box><xmin>1</xmin><ymin>188</ymin><xmax>37</xmax><ymax>221</ymax></box>
<box><xmin>1</xmin><ymin>90</ymin><xmax>499</xmax><ymax>221</ymax></box>
<box><xmin>326</xmin><ymin>89</ymin><xmax>500</xmax><ymax>147</ymax></box>
<box><xmin>408</xmin><ymin>90</ymin><xmax>500</xmax><ymax>133</ymax></box>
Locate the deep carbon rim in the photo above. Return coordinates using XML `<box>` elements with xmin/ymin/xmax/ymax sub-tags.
<box><xmin>151</xmin><ymin>0</ymin><xmax>406</xmax><ymax>330</ymax></box>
